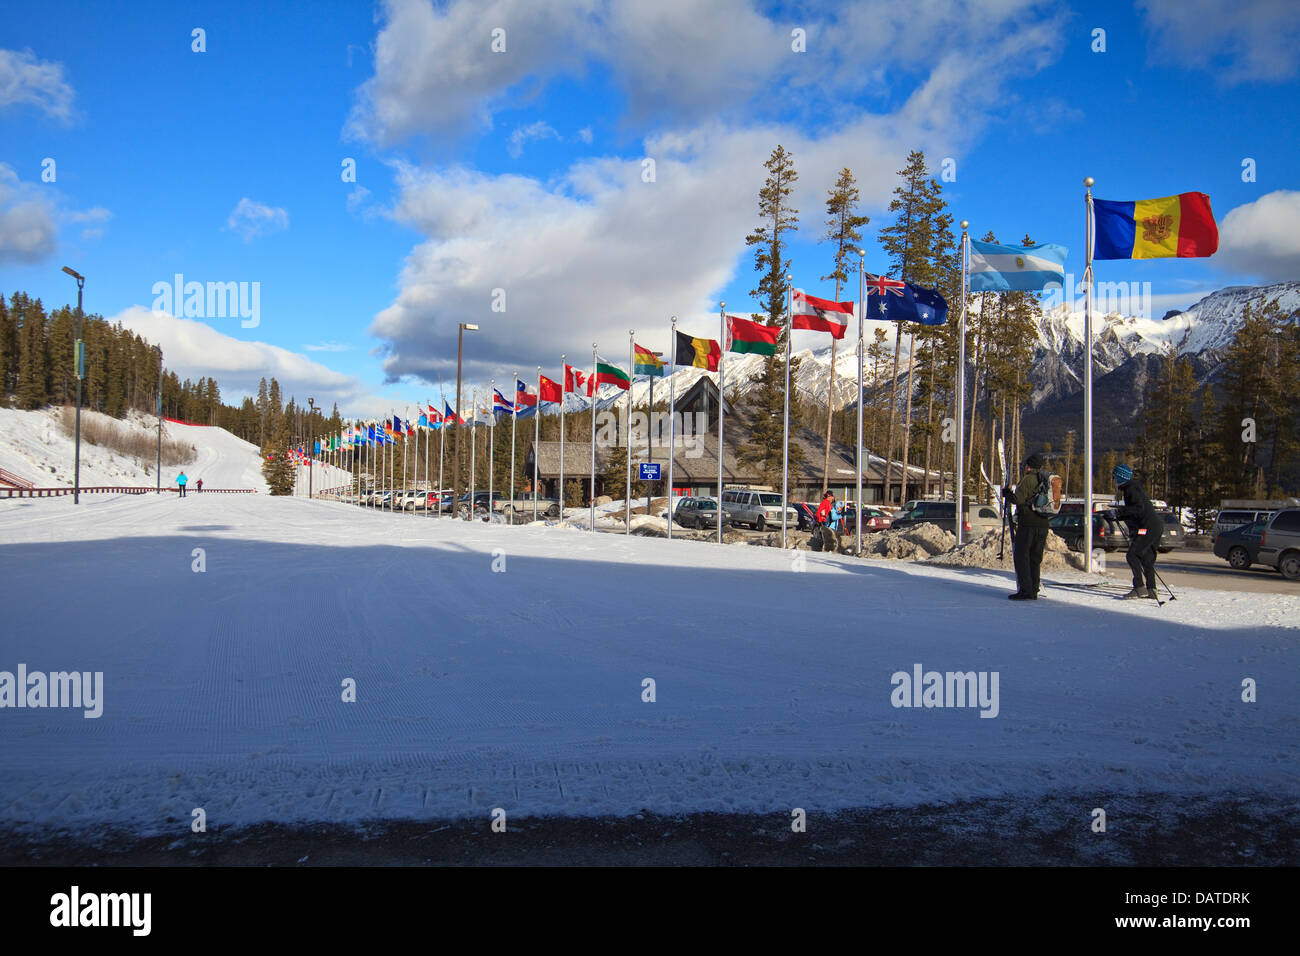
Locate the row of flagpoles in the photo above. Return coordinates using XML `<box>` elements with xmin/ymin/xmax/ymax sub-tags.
<box><xmin>296</xmin><ymin>180</ymin><xmax>1216</xmax><ymax>573</ymax></box>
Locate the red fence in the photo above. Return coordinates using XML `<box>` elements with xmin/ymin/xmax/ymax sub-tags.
<box><xmin>2</xmin><ymin>486</ymin><xmax>257</xmax><ymax>498</ymax></box>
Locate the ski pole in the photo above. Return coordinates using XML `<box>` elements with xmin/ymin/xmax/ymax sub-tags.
<box><xmin>1154</xmin><ymin>567</ymin><xmax>1176</xmax><ymax>602</ymax></box>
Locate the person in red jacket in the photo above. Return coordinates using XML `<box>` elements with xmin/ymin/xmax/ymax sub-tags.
<box><xmin>196</xmin><ymin>478</ymin><xmax>203</xmax><ymax>493</ymax></box>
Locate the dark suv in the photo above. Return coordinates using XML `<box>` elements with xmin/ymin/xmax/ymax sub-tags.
<box><xmin>1258</xmin><ymin>508</ymin><xmax>1300</xmax><ymax>581</ymax></box>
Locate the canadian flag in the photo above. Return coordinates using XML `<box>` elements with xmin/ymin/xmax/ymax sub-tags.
<box><xmin>564</xmin><ymin>364</ymin><xmax>591</xmax><ymax>396</ymax></box>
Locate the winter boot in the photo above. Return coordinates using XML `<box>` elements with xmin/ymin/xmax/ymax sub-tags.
<box><xmin>1121</xmin><ymin>587</ymin><xmax>1146</xmax><ymax>599</ymax></box>
<box><xmin>1144</xmin><ymin>588</ymin><xmax>1159</xmax><ymax>600</ymax></box>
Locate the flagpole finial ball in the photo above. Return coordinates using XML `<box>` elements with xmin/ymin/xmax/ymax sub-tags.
<box><xmin>960</xmin><ymin>219</ymin><xmax>969</xmax><ymax>230</ymax></box>
<box><xmin>719</xmin><ymin>301</ymin><xmax>725</xmax><ymax>309</ymax></box>
<box><xmin>1084</xmin><ymin>176</ymin><xmax>1094</xmax><ymax>187</ymax></box>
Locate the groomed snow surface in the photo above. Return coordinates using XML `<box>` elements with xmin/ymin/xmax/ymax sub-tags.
<box><xmin>1</xmin><ymin>492</ymin><xmax>1296</xmax><ymax>837</ymax></box>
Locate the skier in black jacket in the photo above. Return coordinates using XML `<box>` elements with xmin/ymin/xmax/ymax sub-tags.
<box><xmin>1106</xmin><ymin>464</ymin><xmax>1163</xmax><ymax>599</ymax></box>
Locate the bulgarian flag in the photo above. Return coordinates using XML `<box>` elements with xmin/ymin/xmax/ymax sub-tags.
<box><xmin>594</xmin><ymin>359</ymin><xmax>631</xmax><ymax>391</ymax></box>
<box><xmin>633</xmin><ymin>344</ymin><xmax>664</xmax><ymax>376</ymax></box>
<box><xmin>727</xmin><ymin>314</ymin><xmax>779</xmax><ymax>355</ymax></box>
<box><xmin>792</xmin><ymin>290</ymin><xmax>853</xmax><ymax>339</ymax></box>
<box><xmin>539</xmin><ymin>375</ymin><xmax>562</xmax><ymax>403</ymax></box>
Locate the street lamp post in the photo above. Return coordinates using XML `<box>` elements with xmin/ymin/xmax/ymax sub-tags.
<box><xmin>61</xmin><ymin>266</ymin><xmax>85</xmax><ymax>505</ymax></box>
<box><xmin>454</xmin><ymin>323</ymin><xmax>479</xmax><ymax>498</ymax></box>
<box><xmin>307</xmin><ymin>397</ymin><xmax>316</xmax><ymax>498</ymax></box>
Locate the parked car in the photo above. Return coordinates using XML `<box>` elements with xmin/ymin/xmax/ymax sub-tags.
<box><xmin>1156</xmin><ymin>510</ymin><xmax>1185</xmax><ymax>553</ymax></box>
<box><xmin>1049</xmin><ymin>512</ymin><xmax>1125</xmax><ymax>552</ymax></box>
<box><xmin>889</xmin><ymin>501</ymin><xmax>1001</xmax><ymax>536</ymax></box>
<box><xmin>457</xmin><ymin>490</ymin><xmax>506</xmax><ymax>515</ymax></box>
<box><xmin>1257</xmin><ymin>507</ymin><xmax>1300</xmax><ymax>581</ymax></box>
<box><xmin>720</xmin><ymin>488</ymin><xmax>798</xmax><ymax>531</ymax></box>
<box><xmin>792</xmin><ymin>502</ymin><xmax>818</xmax><ymax>531</ymax></box>
<box><xmin>1212</xmin><ymin>519</ymin><xmax>1269</xmax><ymax>570</ymax></box>
<box><xmin>842</xmin><ymin>504</ymin><xmax>892</xmax><ymax>532</ymax></box>
<box><xmin>673</xmin><ymin>496</ymin><xmax>723</xmax><ymax>529</ymax></box>
<box><xmin>1212</xmin><ymin>507</ymin><xmax>1276</xmax><ymax>539</ymax></box>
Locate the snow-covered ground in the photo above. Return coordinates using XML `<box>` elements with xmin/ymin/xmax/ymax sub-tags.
<box><xmin>0</xmin><ymin>407</ymin><xmax>348</xmax><ymax>494</ymax></box>
<box><xmin>1</xmin><ymin>493</ymin><xmax>1295</xmax><ymax>835</ymax></box>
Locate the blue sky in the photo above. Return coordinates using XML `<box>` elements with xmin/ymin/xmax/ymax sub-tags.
<box><xmin>3</xmin><ymin>0</ymin><xmax>1298</xmax><ymax>418</ymax></box>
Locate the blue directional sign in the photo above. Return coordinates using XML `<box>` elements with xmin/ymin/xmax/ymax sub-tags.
<box><xmin>638</xmin><ymin>462</ymin><xmax>661</xmax><ymax>481</ymax></box>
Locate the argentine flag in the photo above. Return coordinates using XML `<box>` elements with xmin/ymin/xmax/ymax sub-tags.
<box><xmin>969</xmin><ymin>239</ymin><xmax>1067</xmax><ymax>292</ymax></box>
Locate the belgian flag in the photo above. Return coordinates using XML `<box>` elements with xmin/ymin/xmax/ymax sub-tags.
<box><xmin>675</xmin><ymin>331</ymin><xmax>721</xmax><ymax>371</ymax></box>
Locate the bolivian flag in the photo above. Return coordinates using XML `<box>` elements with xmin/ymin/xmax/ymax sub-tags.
<box><xmin>633</xmin><ymin>344</ymin><xmax>664</xmax><ymax>376</ymax></box>
<box><xmin>1093</xmin><ymin>192</ymin><xmax>1218</xmax><ymax>260</ymax></box>
<box><xmin>675</xmin><ymin>331</ymin><xmax>721</xmax><ymax>371</ymax></box>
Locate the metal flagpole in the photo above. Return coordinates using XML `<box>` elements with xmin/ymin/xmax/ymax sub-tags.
<box><xmin>857</xmin><ymin>250</ymin><xmax>866</xmax><ymax>555</ymax></box>
<box><xmin>402</xmin><ymin>412</ymin><xmax>409</xmax><ymax>514</ymax></box>
<box><xmin>388</xmin><ymin>417</ymin><xmax>394</xmax><ymax>512</ymax></box>
<box><xmin>424</xmin><ymin>404</ymin><xmax>430</xmax><ymax>515</ymax></box>
<box><xmin>626</xmin><ymin>331</ymin><xmax>634</xmax><ymax>535</ymax></box>
<box><xmin>955</xmin><ymin>221</ymin><xmax>969</xmax><ymax>548</ymax></box>
<box><xmin>781</xmin><ymin>274</ymin><xmax>792</xmax><ymax>549</ymax></box>
<box><xmin>489</xmin><ymin>379</ymin><xmax>495</xmax><ymax>516</ymax></box>
<box><xmin>470</xmin><ymin>389</ymin><xmax>477</xmax><ymax>521</ymax></box>
<box><xmin>647</xmin><ymin>356</ymin><xmax>654</xmax><ymax>513</ymax></box>
<box><xmin>1083</xmin><ymin>177</ymin><xmax>1096</xmax><ymax>572</ymax></box>
<box><xmin>668</xmin><ymin>316</ymin><xmax>676</xmax><ymax>541</ymax></box>
<box><xmin>590</xmin><ymin>343</ymin><xmax>598</xmax><ymax>533</ymax></box>
<box><xmin>534</xmin><ymin>367</ymin><xmax>541</xmax><ymax>522</ymax></box>
<box><xmin>560</xmin><ymin>355</ymin><xmax>566</xmax><ymax>522</ymax></box>
<box><xmin>437</xmin><ymin>400</ymin><xmax>446</xmax><ymax>517</ymax></box>
<box><xmin>717</xmin><ymin>301</ymin><xmax>725</xmax><ymax>544</ymax></box>
<box><xmin>510</xmin><ymin>370</ymin><xmax>517</xmax><ymax>515</ymax></box>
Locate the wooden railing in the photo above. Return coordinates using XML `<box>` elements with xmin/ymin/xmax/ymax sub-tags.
<box><xmin>0</xmin><ymin>467</ymin><xmax>35</xmax><ymax>489</ymax></box>
<box><xmin>2</xmin><ymin>486</ymin><xmax>257</xmax><ymax>498</ymax></box>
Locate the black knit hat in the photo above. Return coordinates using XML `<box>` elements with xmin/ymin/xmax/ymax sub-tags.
<box><xmin>1024</xmin><ymin>452</ymin><xmax>1046</xmax><ymax>470</ymax></box>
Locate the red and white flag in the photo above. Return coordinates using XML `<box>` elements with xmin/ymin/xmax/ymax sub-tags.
<box><xmin>564</xmin><ymin>364</ymin><xmax>591</xmax><ymax>397</ymax></box>
<box><xmin>792</xmin><ymin>290</ymin><xmax>853</xmax><ymax>339</ymax></box>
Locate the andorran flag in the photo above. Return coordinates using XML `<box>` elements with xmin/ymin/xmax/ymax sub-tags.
<box><xmin>675</xmin><ymin>331</ymin><xmax>721</xmax><ymax>371</ymax></box>
<box><xmin>1093</xmin><ymin>192</ymin><xmax>1218</xmax><ymax>260</ymax></box>
<box><xmin>726</xmin><ymin>314</ymin><xmax>779</xmax><ymax>355</ymax></box>
<box><xmin>633</xmin><ymin>344</ymin><xmax>664</xmax><ymax>376</ymax></box>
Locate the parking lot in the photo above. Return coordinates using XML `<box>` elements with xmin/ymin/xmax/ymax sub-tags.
<box><xmin>1099</xmin><ymin>545</ymin><xmax>1297</xmax><ymax>596</ymax></box>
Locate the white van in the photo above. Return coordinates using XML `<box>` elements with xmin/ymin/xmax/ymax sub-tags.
<box><xmin>720</xmin><ymin>488</ymin><xmax>798</xmax><ymax>531</ymax></box>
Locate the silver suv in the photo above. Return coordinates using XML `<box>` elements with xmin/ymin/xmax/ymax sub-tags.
<box><xmin>720</xmin><ymin>488</ymin><xmax>798</xmax><ymax>531</ymax></box>
<box><xmin>1257</xmin><ymin>508</ymin><xmax>1300</xmax><ymax>581</ymax></box>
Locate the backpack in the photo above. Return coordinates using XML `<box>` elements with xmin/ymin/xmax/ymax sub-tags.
<box><xmin>1030</xmin><ymin>470</ymin><xmax>1062</xmax><ymax>518</ymax></box>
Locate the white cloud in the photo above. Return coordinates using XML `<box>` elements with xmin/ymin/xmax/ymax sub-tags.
<box><xmin>359</xmin><ymin>0</ymin><xmax>1066</xmax><ymax>385</ymax></box>
<box><xmin>346</xmin><ymin>185</ymin><xmax>372</xmax><ymax>214</ymax></box>
<box><xmin>0</xmin><ymin>163</ymin><xmax>57</xmax><ymax>263</ymax></box>
<box><xmin>305</xmin><ymin>341</ymin><xmax>352</xmax><ymax>352</ymax></box>
<box><xmin>1216</xmin><ymin>190</ymin><xmax>1300</xmax><ymax>281</ymax></box>
<box><xmin>1139</xmin><ymin>0</ymin><xmax>1300</xmax><ymax>84</ymax></box>
<box><xmin>507</xmin><ymin>120</ymin><xmax>560</xmax><ymax>158</ymax></box>
<box><xmin>66</xmin><ymin>205</ymin><xmax>111</xmax><ymax>224</ymax></box>
<box><xmin>226</xmin><ymin>198</ymin><xmax>289</xmax><ymax>242</ymax></box>
<box><xmin>0</xmin><ymin>48</ymin><xmax>75</xmax><ymax>121</ymax></box>
<box><xmin>114</xmin><ymin>307</ymin><xmax>390</xmax><ymax>418</ymax></box>
<box><xmin>577</xmin><ymin>126</ymin><xmax>593</xmax><ymax>144</ymax></box>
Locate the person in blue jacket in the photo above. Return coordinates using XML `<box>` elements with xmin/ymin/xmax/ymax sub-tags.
<box><xmin>826</xmin><ymin>496</ymin><xmax>845</xmax><ymax>553</ymax></box>
<box><xmin>176</xmin><ymin>471</ymin><xmax>188</xmax><ymax>498</ymax></box>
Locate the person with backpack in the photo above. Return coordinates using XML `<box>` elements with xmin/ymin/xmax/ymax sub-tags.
<box><xmin>1105</xmin><ymin>464</ymin><xmax>1163</xmax><ymax>599</ymax></box>
<box><xmin>1002</xmin><ymin>453</ymin><xmax>1052</xmax><ymax>600</ymax></box>
<box><xmin>826</xmin><ymin>496</ymin><xmax>845</xmax><ymax>554</ymax></box>
<box><xmin>176</xmin><ymin>471</ymin><xmax>188</xmax><ymax>498</ymax></box>
<box><xmin>813</xmin><ymin>491</ymin><xmax>835</xmax><ymax>551</ymax></box>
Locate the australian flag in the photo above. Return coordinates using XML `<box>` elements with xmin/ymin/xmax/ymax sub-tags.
<box><xmin>864</xmin><ymin>273</ymin><xmax>949</xmax><ymax>326</ymax></box>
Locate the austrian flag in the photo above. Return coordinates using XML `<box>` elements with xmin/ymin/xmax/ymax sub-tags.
<box><xmin>792</xmin><ymin>290</ymin><xmax>854</xmax><ymax>339</ymax></box>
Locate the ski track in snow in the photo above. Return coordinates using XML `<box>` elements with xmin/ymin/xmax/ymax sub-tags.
<box><xmin>0</xmin><ymin>493</ymin><xmax>1296</xmax><ymax>834</ymax></box>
